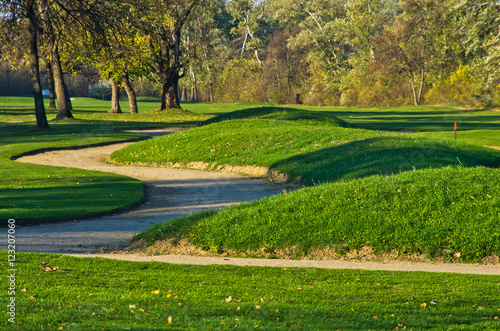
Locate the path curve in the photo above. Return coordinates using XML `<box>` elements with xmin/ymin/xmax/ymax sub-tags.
<box><xmin>13</xmin><ymin>129</ymin><xmax>500</xmax><ymax>275</ymax></box>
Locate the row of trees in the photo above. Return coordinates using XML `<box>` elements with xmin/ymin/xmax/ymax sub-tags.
<box><xmin>1</xmin><ymin>0</ymin><xmax>499</xmax><ymax>129</ymax></box>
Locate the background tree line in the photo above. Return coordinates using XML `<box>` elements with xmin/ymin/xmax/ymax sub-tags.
<box><xmin>1</xmin><ymin>0</ymin><xmax>499</xmax><ymax>128</ymax></box>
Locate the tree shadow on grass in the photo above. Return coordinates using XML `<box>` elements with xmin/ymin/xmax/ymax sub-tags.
<box><xmin>270</xmin><ymin>137</ymin><xmax>500</xmax><ymax>185</ymax></box>
<box><xmin>0</xmin><ymin>177</ymin><xmax>144</xmax><ymax>225</ymax></box>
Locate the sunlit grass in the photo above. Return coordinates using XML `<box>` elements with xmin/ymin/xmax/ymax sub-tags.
<box><xmin>2</xmin><ymin>251</ymin><xmax>499</xmax><ymax>330</ymax></box>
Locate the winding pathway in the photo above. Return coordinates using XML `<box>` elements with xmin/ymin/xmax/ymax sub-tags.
<box><xmin>12</xmin><ymin>129</ymin><xmax>500</xmax><ymax>275</ymax></box>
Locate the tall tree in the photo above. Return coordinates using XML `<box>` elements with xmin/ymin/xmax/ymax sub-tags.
<box><xmin>39</xmin><ymin>0</ymin><xmax>74</xmax><ymax>120</ymax></box>
<box><xmin>137</xmin><ymin>0</ymin><xmax>200</xmax><ymax>110</ymax></box>
<box><xmin>1</xmin><ymin>0</ymin><xmax>49</xmax><ymax>129</ymax></box>
<box><xmin>457</xmin><ymin>1</ymin><xmax>500</xmax><ymax>104</ymax></box>
<box><xmin>373</xmin><ymin>0</ymin><xmax>450</xmax><ymax>105</ymax></box>
<box><xmin>270</xmin><ymin>0</ymin><xmax>351</xmax><ymax>91</ymax></box>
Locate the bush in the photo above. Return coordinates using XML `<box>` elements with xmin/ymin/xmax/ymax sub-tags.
<box><xmin>215</xmin><ymin>59</ymin><xmax>268</xmax><ymax>103</ymax></box>
<box><xmin>426</xmin><ymin>65</ymin><xmax>481</xmax><ymax>106</ymax></box>
<box><xmin>88</xmin><ymin>80</ymin><xmax>112</xmax><ymax>100</ymax></box>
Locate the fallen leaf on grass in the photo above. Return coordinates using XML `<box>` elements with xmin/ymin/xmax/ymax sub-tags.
<box><xmin>28</xmin><ymin>296</ymin><xmax>34</xmax><ymax>300</ymax></box>
<box><xmin>255</xmin><ymin>305</ymin><xmax>261</xmax><ymax>309</ymax></box>
<box><xmin>225</xmin><ymin>296</ymin><xmax>232</xmax><ymax>302</ymax></box>
<box><xmin>129</xmin><ymin>305</ymin><xmax>136</xmax><ymax>309</ymax></box>
<box><xmin>151</xmin><ymin>290</ymin><xmax>160</xmax><ymax>295</ymax></box>
<box><xmin>421</xmin><ymin>303</ymin><xmax>427</xmax><ymax>307</ymax></box>
<box><xmin>168</xmin><ymin>316</ymin><xmax>172</xmax><ymax>324</ymax></box>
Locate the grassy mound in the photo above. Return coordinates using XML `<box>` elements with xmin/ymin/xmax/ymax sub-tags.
<box><xmin>111</xmin><ymin>119</ymin><xmax>500</xmax><ymax>185</ymax></box>
<box><xmin>133</xmin><ymin>166</ymin><xmax>500</xmax><ymax>262</ymax></box>
<box><xmin>203</xmin><ymin>106</ymin><xmax>350</xmax><ymax>127</ymax></box>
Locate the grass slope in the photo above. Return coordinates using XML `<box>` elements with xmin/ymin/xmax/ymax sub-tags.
<box><xmin>110</xmin><ymin>117</ymin><xmax>500</xmax><ymax>185</ymax></box>
<box><xmin>134</xmin><ymin>166</ymin><xmax>500</xmax><ymax>263</ymax></box>
<box><xmin>2</xmin><ymin>251</ymin><xmax>500</xmax><ymax>330</ymax></box>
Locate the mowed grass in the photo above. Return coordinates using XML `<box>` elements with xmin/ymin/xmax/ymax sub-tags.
<box><xmin>120</xmin><ymin>107</ymin><xmax>500</xmax><ymax>262</ymax></box>
<box><xmin>2</xmin><ymin>251</ymin><xmax>500</xmax><ymax>330</ymax></box>
<box><xmin>296</xmin><ymin>104</ymin><xmax>500</xmax><ymax>147</ymax></box>
<box><xmin>1</xmin><ymin>98</ymin><xmax>500</xmax><ymax>330</ymax></box>
<box><xmin>110</xmin><ymin>108</ymin><xmax>500</xmax><ymax>185</ymax></box>
<box><xmin>134</xmin><ymin>166</ymin><xmax>500</xmax><ymax>262</ymax></box>
<box><xmin>0</xmin><ymin>97</ymin><xmax>207</xmax><ymax>222</ymax></box>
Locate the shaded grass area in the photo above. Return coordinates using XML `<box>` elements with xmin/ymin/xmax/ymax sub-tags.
<box><xmin>293</xmin><ymin>104</ymin><xmax>500</xmax><ymax>147</ymax></box>
<box><xmin>0</xmin><ymin>97</ymin><xmax>207</xmax><ymax>222</ymax></box>
<box><xmin>111</xmin><ymin>118</ymin><xmax>500</xmax><ymax>186</ymax></box>
<box><xmin>134</xmin><ymin>167</ymin><xmax>500</xmax><ymax>262</ymax></box>
<box><xmin>271</xmin><ymin>136</ymin><xmax>500</xmax><ymax>185</ymax></box>
<box><xmin>204</xmin><ymin>106</ymin><xmax>350</xmax><ymax>127</ymax></box>
<box><xmin>2</xmin><ymin>251</ymin><xmax>500</xmax><ymax>330</ymax></box>
<box><xmin>0</xmin><ymin>163</ymin><xmax>144</xmax><ymax>222</ymax></box>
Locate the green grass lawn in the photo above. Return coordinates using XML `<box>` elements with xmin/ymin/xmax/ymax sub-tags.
<box><xmin>0</xmin><ymin>97</ymin><xmax>207</xmax><ymax>222</ymax></box>
<box><xmin>183</xmin><ymin>103</ymin><xmax>500</xmax><ymax>146</ymax></box>
<box><xmin>1</xmin><ymin>97</ymin><xmax>500</xmax><ymax>330</ymax></box>
<box><xmin>110</xmin><ymin>108</ymin><xmax>500</xmax><ymax>185</ymax></box>
<box><xmin>2</xmin><ymin>251</ymin><xmax>500</xmax><ymax>330</ymax></box>
<box><xmin>299</xmin><ymin>104</ymin><xmax>500</xmax><ymax>147</ymax></box>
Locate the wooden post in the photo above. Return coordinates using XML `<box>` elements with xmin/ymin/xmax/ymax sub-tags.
<box><xmin>454</xmin><ymin>122</ymin><xmax>457</xmax><ymax>140</ymax></box>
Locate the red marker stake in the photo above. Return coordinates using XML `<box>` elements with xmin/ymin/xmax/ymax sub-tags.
<box><xmin>454</xmin><ymin>122</ymin><xmax>457</xmax><ymax>140</ymax></box>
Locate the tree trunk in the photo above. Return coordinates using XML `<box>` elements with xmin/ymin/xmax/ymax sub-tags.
<box><xmin>27</xmin><ymin>3</ymin><xmax>49</xmax><ymax>129</ymax></box>
<box><xmin>122</xmin><ymin>71</ymin><xmax>138</xmax><ymax>114</ymax></box>
<box><xmin>160</xmin><ymin>77</ymin><xmax>181</xmax><ymax>110</ymax></box>
<box><xmin>190</xmin><ymin>70</ymin><xmax>198</xmax><ymax>103</ymax></box>
<box><xmin>51</xmin><ymin>47</ymin><xmax>74</xmax><ymax>120</ymax></box>
<box><xmin>46</xmin><ymin>60</ymin><xmax>56</xmax><ymax>109</ymax></box>
<box><xmin>109</xmin><ymin>78</ymin><xmax>122</xmax><ymax>113</ymax></box>
<box><xmin>208</xmin><ymin>82</ymin><xmax>214</xmax><ymax>103</ymax></box>
<box><xmin>181</xmin><ymin>86</ymin><xmax>188</xmax><ymax>101</ymax></box>
<box><xmin>409</xmin><ymin>71</ymin><xmax>419</xmax><ymax>106</ymax></box>
<box><xmin>417</xmin><ymin>66</ymin><xmax>425</xmax><ymax>105</ymax></box>
<box><xmin>190</xmin><ymin>86</ymin><xmax>198</xmax><ymax>103</ymax></box>
<box><xmin>63</xmin><ymin>79</ymin><xmax>73</xmax><ymax>111</ymax></box>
